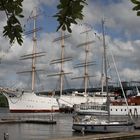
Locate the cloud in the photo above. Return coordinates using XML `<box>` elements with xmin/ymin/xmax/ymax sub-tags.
<box><xmin>83</xmin><ymin>0</ymin><xmax>140</xmax><ymax>40</ymax></box>
<box><xmin>120</xmin><ymin>68</ymin><xmax>140</xmax><ymax>81</ymax></box>
<box><xmin>0</xmin><ymin>0</ymin><xmax>140</xmax><ymax>91</ymax></box>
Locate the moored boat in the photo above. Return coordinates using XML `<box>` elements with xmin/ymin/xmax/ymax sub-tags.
<box><xmin>72</xmin><ymin>115</ymin><xmax>134</xmax><ymax>133</ymax></box>
<box><xmin>72</xmin><ymin>19</ymin><xmax>135</xmax><ymax>133</ymax></box>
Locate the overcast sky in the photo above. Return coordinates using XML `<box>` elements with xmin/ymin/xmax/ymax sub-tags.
<box><xmin>0</xmin><ymin>0</ymin><xmax>140</xmax><ymax>91</ymax></box>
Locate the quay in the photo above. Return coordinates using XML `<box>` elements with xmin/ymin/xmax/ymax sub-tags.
<box><xmin>0</xmin><ymin>114</ymin><xmax>57</xmax><ymax>124</ymax></box>
<box><xmin>52</xmin><ymin>131</ymin><xmax>140</xmax><ymax>140</ymax></box>
<box><xmin>0</xmin><ymin>118</ymin><xmax>56</xmax><ymax>124</ymax></box>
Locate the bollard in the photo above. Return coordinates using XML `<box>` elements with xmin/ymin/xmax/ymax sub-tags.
<box><xmin>81</xmin><ymin>127</ymin><xmax>85</xmax><ymax>136</ymax></box>
<box><xmin>4</xmin><ymin>132</ymin><xmax>9</xmax><ymax>140</ymax></box>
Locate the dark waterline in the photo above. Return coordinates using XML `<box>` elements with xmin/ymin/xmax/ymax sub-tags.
<box><xmin>0</xmin><ymin>108</ymin><xmax>140</xmax><ymax>140</ymax></box>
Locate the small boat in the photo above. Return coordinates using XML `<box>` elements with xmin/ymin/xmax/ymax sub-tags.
<box><xmin>72</xmin><ymin>115</ymin><xmax>134</xmax><ymax>133</ymax></box>
<box><xmin>72</xmin><ymin>19</ymin><xmax>135</xmax><ymax>133</ymax></box>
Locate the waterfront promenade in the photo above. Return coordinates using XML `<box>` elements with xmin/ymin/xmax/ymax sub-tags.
<box><xmin>52</xmin><ymin>131</ymin><xmax>140</xmax><ymax>140</ymax></box>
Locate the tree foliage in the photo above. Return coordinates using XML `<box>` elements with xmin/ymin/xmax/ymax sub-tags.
<box><xmin>0</xmin><ymin>0</ymin><xmax>24</xmax><ymax>45</ymax></box>
<box><xmin>131</xmin><ymin>0</ymin><xmax>140</xmax><ymax>16</ymax></box>
<box><xmin>54</xmin><ymin>0</ymin><xmax>87</xmax><ymax>33</ymax></box>
<box><xmin>0</xmin><ymin>0</ymin><xmax>87</xmax><ymax>45</ymax></box>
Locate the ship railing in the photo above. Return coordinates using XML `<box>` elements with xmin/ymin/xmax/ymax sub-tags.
<box><xmin>75</xmin><ymin>103</ymin><xmax>107</xmax><ymax>111</ymax></box>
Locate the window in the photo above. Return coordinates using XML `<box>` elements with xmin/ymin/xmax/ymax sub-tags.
<box><xmin>91</xmin><ymin>126</ymin><xmax>94</xmax><ymax>130</ymax></box>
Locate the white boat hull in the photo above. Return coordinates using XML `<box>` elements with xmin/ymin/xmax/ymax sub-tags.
<box><xmin>72</xmin><ymin>122</ymin><xmax>134</xmax><ymax>133</ymax></box>
<box><xmin>58</xmin><ymin>95</ymin><xmax>106</xmax><ymax>108</ymax></box>
<box><xmin>3</xmin><ymin>91</ymin><xmax>59</xmax><ymax>113</ymax></box>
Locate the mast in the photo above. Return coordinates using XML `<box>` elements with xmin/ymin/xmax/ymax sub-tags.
<box><xmin>60</xmin><ymin>30</ymin><xmax>65</xmax><ymax>96</ymax></box>
<box><xmin>32</xmin><ymin>8</ymin><xmax>37</xmax><ymax>92</ymax></box>
<box><xmin>102</xmin><ymin>19</ymin><xmax>110</xmax><ymax>121</ymax></box>
<box><xmin>17</xmin><ymin>8</ymin><xmax>45</xmax><ymax>92</ymax></box>
<box><xmin>84</xmin><ymin>30</ymin><xmax>90</xmax><ymax>96</ymax></box>
<box><xmin>101</xmin><ymin>55</ymin><xmax>105</xmax><ymax>94</ymax></box>
<box><xmin>48</xmin><ymin>31</ymin><xmax>72</xmax><ymax>96</ymax></box>
<box><xmin>72</xmin><ymin>28</ymin><xmax>95</xmax><ymax>97</ymax></box>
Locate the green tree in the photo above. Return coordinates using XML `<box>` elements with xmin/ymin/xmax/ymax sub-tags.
<box><xmin>0</xmin><ymin>0</ymin><xmax>24</xmax><ymax>45</ymax></box>
<box><xmin>131</xmin><ymin>0</ymin><xmax>140</xmax><ymax>16</ymax></box>
<box><xmin>0</xmin><ymin>0</ymin><xmax>86</xmax><ymax>45</ymax></box>
<box><xmin>0</xmin><ymin>94</ymin><xmax>8</xmax><ymax>107</ymax></box>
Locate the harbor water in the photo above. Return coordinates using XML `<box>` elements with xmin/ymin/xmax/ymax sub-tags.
<box><xmin>0</xmin><ymin>108</ymin><xmax>81</xmax><ymax>140</ymax></box>
<box><xmin>0</xmin><ymin>108</ymin><xmax>140</xmax><ymax>140</ymax></box>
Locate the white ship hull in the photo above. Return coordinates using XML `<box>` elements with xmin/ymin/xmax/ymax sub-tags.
<box><xmin>57</xmin><ymin>95</ymin><xmax>106</xmax><ymax>108</ymax></box>
<box><xmin>110</xmin><ymin>105</ymin><xmax>140</xmax><ymax>116</ymax></box>
<box><xmin>3</xmin><ymin>91</ymin><xmax>59</xmax><ymax>113</ymax></box>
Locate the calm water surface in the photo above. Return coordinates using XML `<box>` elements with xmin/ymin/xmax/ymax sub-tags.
<box><xmin>0</xmin><ymin>108</ymin><xmax>80</xmax><ymax>140</ymax></box>
<box><xmin>0</xmin><ymin>108</ymin><xmax>140</xmax><ymax>140</ymax></box>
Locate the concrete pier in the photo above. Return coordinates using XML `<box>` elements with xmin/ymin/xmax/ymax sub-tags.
<box><xmin>0</xmin><ymin>113</ymin><xmax>57</xmax><ymax>124</ymax></box>
<box><xmin>0</xmin><ymin>118</ymin><xmax>56</xmax><ymax>124</ymax></box>
<box><xmin>52</xmin><ymin>131</ymin><xmax>140</xmax><ymax>140</ymax></box>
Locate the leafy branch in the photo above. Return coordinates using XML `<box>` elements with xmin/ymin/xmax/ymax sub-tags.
<box><xmin>131</xmin><ymin>0</ymin><xmax>140</xmax><ymax>16</ymax></box>
<box><xmin>0</xmin><ymin>0</ymin><xmax>24</xmax><ymax>45</ymax></box>
<box><xmin>0</xmin><ymin>0</ymin><xmax>87</xmax><ymax>45</ymax></box>
<box><xmin>54</xmin><ymin>0</ymin><xmax>87</xmax><ymax>33</ymax></box>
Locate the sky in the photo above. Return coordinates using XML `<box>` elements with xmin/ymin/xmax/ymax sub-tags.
<box><xmin>0</xmin><ymin>0</ymin><xmax>140</xmax><ymax>91</ymax></box>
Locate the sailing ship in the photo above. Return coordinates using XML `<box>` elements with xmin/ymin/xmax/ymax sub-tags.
<box><xmin>72</xmin><ymin>19</ymin><xmax>135</xmax><ymax>133</ymax></box>
<box><xmin>48</xmin><ymin>29</ymin><xmax>106</xmax><ymax>109</ymax></box>
<box><xmin>71</xmin><ymin>28</ymin><xmax>107</xmax><ymax>106</ymax></box>
<box><xmin>0</xmin><ymin>8</ymin><xmax>59</xmax><ymax>113</ymax></box>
